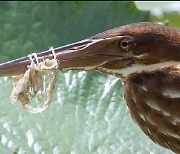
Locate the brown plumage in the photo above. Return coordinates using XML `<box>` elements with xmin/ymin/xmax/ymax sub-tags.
<box><xmin>0</xmin><ymin>22</ymin><xmax>180</xmax><ymax>153</ymax></box>
<box><xmin>124</xmin><ymin>67</ymin><xmax>180</xmax><ymax>152</ymax></box>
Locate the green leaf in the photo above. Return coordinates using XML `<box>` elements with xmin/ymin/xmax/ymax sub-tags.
<box><xmin>153</xmin><ymin>13</ymin><xmax>180</xmax><ymax>28</ymax></box>
<box><xmin>135</xmin><ymin>1</ymin><xmax>180</xmax><ymax>28</ymax></box>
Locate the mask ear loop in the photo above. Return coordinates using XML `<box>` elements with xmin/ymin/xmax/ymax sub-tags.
<box><xmin>11</xmin><ymin>47</ymin><xmax>59</xmax><ymax>113</ymax></box>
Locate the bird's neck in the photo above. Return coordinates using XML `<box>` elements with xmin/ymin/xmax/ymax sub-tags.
<box><xmin>97</xmin><ymin>60</ymin><xmax>180</xmax><ymax>80</ymax></box>
<box><xmin>123</xmin><ymin>65</ymin><xmax>180</xmax><ymax>153</ymax></box>
<box><xmin>119</xmin><ymin>61</ymin><xmax>180</xmax><ymax>77</ymax></box>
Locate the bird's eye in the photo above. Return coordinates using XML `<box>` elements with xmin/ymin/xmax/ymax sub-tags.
<box><xmin>119</xmin><ymin>37</ymin><xmax>134</xmax><ymax>52</ymax></box>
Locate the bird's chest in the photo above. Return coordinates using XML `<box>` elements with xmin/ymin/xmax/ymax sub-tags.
<box><xmin>123</xmin><ymin>68</ymin><xmax>180</xmax><ymax>152</ymax></box>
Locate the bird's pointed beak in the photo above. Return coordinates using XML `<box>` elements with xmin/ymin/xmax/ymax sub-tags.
<box><xmin>0</xmin><ymin>36</ymin><xmax>123</xmax><ymax>77</ymax></box>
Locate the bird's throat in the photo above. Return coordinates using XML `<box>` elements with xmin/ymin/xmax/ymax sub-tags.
<box><xmin>97</xmin><ymin>61</ymin><xmax>180</xmax><ymax>79</ymax></box>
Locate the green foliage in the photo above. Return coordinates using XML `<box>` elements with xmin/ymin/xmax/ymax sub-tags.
<box><xmin>135</xmin><ymin>1</ymin><xmax>180</xmax><ymax>28</ymax></box>
<box><xmin>0</xmin><ymin>1</ymin><xmax>150</xmax><ymax>63</ymax></box>
<box><xmin>153</xmin><ymin>13</ymin><xmax>180</xmax><ymax>28</ymax></box>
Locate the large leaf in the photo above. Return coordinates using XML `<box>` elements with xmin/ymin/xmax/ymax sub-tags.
<box><xmin>0</xmin><ymin>2</ymin><xmax>172</xmax><ymax>154</ymax></box>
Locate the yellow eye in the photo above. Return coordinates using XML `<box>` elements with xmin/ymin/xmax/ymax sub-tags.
<box><xmin>120</xmin><ymin>37</ymin><xmax>134</xmax><ymax>52</ymax></box>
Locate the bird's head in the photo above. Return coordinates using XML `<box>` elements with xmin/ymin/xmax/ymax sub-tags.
<box><xmin>86</xmin><ymin>22</ymin><xmax>180</xmax><ymax>78</ymax></box>
<box><xmin>0</xmin><ymin>22</ymin><xmax>180</xmax><ymax>79</ymax></box>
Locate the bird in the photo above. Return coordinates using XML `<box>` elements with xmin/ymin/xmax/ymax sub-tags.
<box><xmin>0</xmin><ymin>22</ymin><xmax>180</xmax><ymax>153</ymax></box>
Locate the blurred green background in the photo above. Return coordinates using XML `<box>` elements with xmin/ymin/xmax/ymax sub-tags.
<box><xmin>0</xmin><ymin>1</ymin><xmax>179</xmax><ymax>154</ymax></box>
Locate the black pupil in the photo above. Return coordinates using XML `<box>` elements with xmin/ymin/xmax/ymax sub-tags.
<box><xmin>122</xmin><ymin>41</ymin><xmax>128</xmax><ymax>47</ymax></box>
